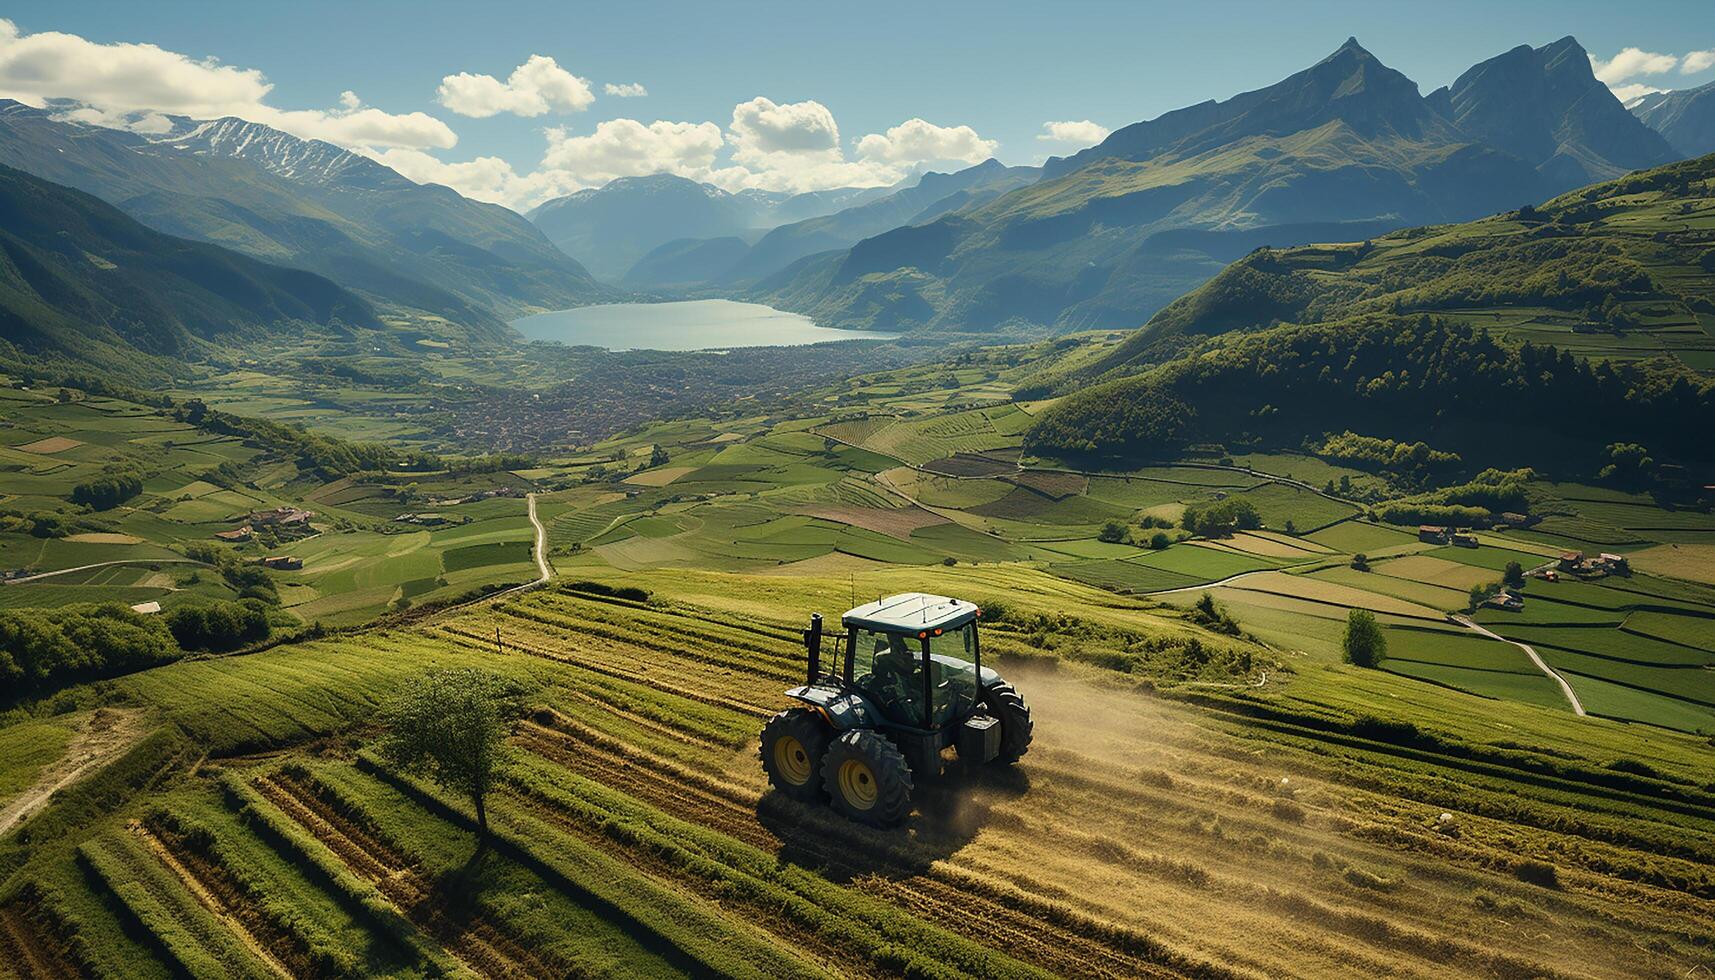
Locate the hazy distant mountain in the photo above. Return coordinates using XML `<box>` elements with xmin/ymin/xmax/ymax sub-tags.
<box><xmin>0</xmin><ymin>162</ymin><xmax>375</xmax><ymax>374</ymax></box>
<box><xmin>623</xmin><ymin>159</ymin><xmax>1042</xmax><ymax>289</ymax></box>
<box><xmin>755</xmin><ymin>38</ymin><xmax>1548</xmax><ymax>335</ymax></box>
<box><xmin>528</xmin><ymin>174</ymin><xmax>897</xmax><ymax>282</ymax></box>
<box><xmin>1631</xmin><ymin>80</ymin><xmax>1715</xmax><ymax>157</ymax></box>
<box><xmin>0</xmin><ymin>103</ymin><xmax>606</xmax><ymax>337</ymax></box>
<box><xmin>1426</xmin><ymin>37</ymin><xmax>1677</xmax><ymax>186</ymax></box>
<box><xmin>529</xmin><ymin>175</ymin><xmax>765</xmax><ymax>282</ymax></box>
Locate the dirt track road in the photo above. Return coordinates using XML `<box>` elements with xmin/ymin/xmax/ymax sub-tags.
<box><xmin>1452</xmin><ymin>614</ymin><xmax>1586</xmax><ymax>715</ymax></box>
<box><xmin>526</xmin><ymin>492</ymin><xmax>550</xmax><ymax>586</ymax></box>
<box><xmin>0</xmin><ymin>709</ymin><xmax>150</xmax><ymax>837</ymax></box>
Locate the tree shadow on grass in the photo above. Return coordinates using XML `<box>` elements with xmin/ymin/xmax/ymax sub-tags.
<box><xmin>756</xmin><ymin>761</ymin><xmax>1031</xmax><ymax>883</ymax></box>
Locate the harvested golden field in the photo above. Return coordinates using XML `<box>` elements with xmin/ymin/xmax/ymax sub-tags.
<box><xmin>2</xmin><ymin>572</ymin><xmax>1711</xmax><ymax>978</ymax></box>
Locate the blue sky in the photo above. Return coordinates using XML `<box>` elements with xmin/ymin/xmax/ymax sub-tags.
<box><xmin>2</xmin><ymin>1</ymin><xmax>1710</xmax><ymax>209</ymax></box>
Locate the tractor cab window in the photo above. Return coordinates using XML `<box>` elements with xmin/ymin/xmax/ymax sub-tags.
<box><xmin>925</xmin><ymin>625</ymin><xmax>978</xmax><ymax>727</ymax></box>
<box><xmin>853</xmin><ymin>629</ymin><xmax>926</xmax><ymax>727</ymax></box>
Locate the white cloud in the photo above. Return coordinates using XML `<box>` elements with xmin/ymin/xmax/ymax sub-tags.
<box><xmin>262</xmin><ymin>101</ymin><xmax>456</xmax><ymax>150</ymax></box>
<box><xmin>604</xmin><ymin>82</ymin><xmax>647</xmax><ymax>97</ymax></box>
<box><xmin>855</xmin><ymin>118</ymin><xmax>998</xmax><ymax>166</ymax></box>
<box><xmin>540</xmin><ymin>118</ymin><xmax>726</xmax><ymax>186</ymax></box>
<box><xmin>1036</xmin><ymin>119</ymin><xmax>1110</xmax><ymax>147</ymax></box>
<box><xmin>1589</xmin><ymin>47</ymin><xmax>1680</xmax><ymax>84</ymax></box>
<box><xmin>729</xmin><ymin>97</ymin><xmax>842</xmax><ymax>157</ymax></box>
<box><xmin>1609</xmin><ymin>83</ymin><xmax>1668</xmax><ymax>105</ymax></box>
<box><xmin>437</xmin><ymin>54</ymin><xmax>594</xmax><ymax>118</ymax></box>
<box><xmin>363</xmin><ymin>147</ymin><xmax>578</xmax><ymax>208</ymax></box>
<box><xmin>1682</xmin><ymin>49</ymin><xmax>1715</xmax><ymax>74</ymax></box>
<box><xmin>51</xmin><ymin>104</ymin><xmax>173</xmax><ymax>134</ymax></box>
<box><xmin>0</xmin><ymin>17</ymin><xmax>270</xmax><ymax>117</ymax></box>
<box><xmin>0</xmin><ymin>18</ymin><xmax>455</xmax><ymax>151</ymax></box>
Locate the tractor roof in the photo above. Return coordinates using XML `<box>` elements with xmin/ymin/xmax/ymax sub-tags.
<box><xmin>842</xmin><ymin>592</ymin><xmax>980</xmax><ymax>634</ymax></box>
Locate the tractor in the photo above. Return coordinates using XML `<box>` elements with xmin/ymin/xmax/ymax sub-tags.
<box><xmin>759</xmin><ymin>593</ymin><xmax>1032</xmax><ymax>826</ymax></box>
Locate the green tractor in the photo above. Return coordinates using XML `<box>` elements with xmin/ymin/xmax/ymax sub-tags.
<box><xmin>759</xmin><ymin>593</ymin><xmax>1032</xmax><ymax>826</ymax></box>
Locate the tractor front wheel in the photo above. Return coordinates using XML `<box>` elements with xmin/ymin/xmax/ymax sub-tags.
<box><xmin>982</xmin><ymin>681</ymin><xmax>1034</xmax><ymax>764</ymax></box>
<box><xmin>822</xmin><ymin>731</ymin><xmax>913</xmax><ymax>826</ymax></box>
<box><xmin>760</xmin><ymin>708</ymin><xmax>831</xmax><ymax>801</ymax></box>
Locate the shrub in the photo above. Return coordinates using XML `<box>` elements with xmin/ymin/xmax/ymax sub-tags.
<box><xmin>70</xmin><ymin>471</ymin><xmax>143</xmax><ymax>511</ymax></box>
<box><xmin>1342</xmin><ymin>608</ymin><xmax>1386</xmax><ymax>667</ymax></box>
<box><xmin>0</xmin><ymin>603</ymin><xmax>179</xmax><ymax>698</ymax></box>
<box><xmin>1512</xmin><ymin>860</ymin><xmax>1560</xmax><ymax>889</ymax></box>
<box><xmin>165</xmin><ymin>599</ymin><xmax>272</xmax><ymax>652</ymax></box>
<box><xmin>564</xmin><ymin>580</ymin><xmax>650</xmax><ymax>603</ymax></box>
<box><xmin>1189</xmin><ymin>592</ymin><xmax>1241</xmax><ymax>636</ymax></box>
<box><xmin>1180</xmin><ymin>497</ymin><xmax>1261</xmax><ymax>537</ymax></box>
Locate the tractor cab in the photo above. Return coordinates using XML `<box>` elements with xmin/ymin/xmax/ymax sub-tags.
<box><xmin>761</xmin><ymin>593</ymin><xmax>1033</xmax><ymax>826</ymax></box>
<box><xmin>843</xmin><ymin>594</ymin><xmax>983</xmax><ymax>730</ymax></box>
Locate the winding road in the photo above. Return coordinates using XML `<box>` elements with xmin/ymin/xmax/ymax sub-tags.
<box><xmin>525</xmin><ymin>491</ymin><xmax>551</xmax><ymax>587</ymax></box>
<box><xmin>1451</xmin><ymin>614</ymin><xmax>1587</xmax><ymax>716</ymax></box>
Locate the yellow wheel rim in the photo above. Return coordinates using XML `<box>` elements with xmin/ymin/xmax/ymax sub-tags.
<box><xmin>838</xmin><ymin>759</ymin><xmax>878</xmax><ymax>810</ymax></box>
<box><xmin>774</xmin><ymin>735</ymin><xmax>812</xmax><ymax>785</ymax></box>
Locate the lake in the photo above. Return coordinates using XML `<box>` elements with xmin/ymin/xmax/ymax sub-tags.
<box><xmin>511</xmin><ymin>299</ymin><xmax>895</xmax><ymax>351</ymax></box>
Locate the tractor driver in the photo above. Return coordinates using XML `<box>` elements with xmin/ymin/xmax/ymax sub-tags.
<box><xmin>865</xmin><ymin>632</ymin><xmax>926</xmax><ymax>726</ymax></box>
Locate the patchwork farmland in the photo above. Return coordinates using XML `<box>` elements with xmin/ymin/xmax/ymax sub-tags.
<box><xmin>2</xmin><ymin>572</ymin><xmax>1712</xmax><ymax>978</ymax></box>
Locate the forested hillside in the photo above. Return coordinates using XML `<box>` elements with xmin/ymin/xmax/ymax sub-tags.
<box><xmin>1026</xmin><ymin>152</ymin><xmax>1715</xmax><ymax>468</ymax></box>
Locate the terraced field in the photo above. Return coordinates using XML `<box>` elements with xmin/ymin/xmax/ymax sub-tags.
<box><xmin>2</xmin><ymin>575</ymin><xmax>1711</xmax><ymax>978</ymax></box>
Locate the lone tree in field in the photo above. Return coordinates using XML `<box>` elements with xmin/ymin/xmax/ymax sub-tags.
<box><xmin>1343</xmin><ymin>609</ymin><xmax>1386</xmax><ymax>668</ymax></box>
<box><xmin>380</xmin><ymin>668</ymin><xmax>516</xmax><ymax>843</ymax></box>
<box><xmin>1503</xmin><ymin>560</ymin><xmax>1526</xmax><ymax>589</ymax></box>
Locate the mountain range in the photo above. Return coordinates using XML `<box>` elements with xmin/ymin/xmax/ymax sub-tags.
<box><xmin>747</xmin><ymin>37</ymin><xmax>1682</xmax><ymax>336</ymax></box>
<box><xmin>0</xmin><ymin>32</ymin><xmax>1707</xmax><ymax>376</ymax></box>
<box><xmin>0</xmin><ymin>102</ymin><xmax>608</xmax><ymax>337</ymax></box>
<box><xmin>1630</xmin><ymin>80</ymin><xmax>1715</xmax><ymax>158</ymax></box>
<box><xmin>621</xmin><ymin>159</ymin><xmax>1042</xmax><ymax>289</ymax></box>
<box><xmin>526</xmin><ymin>174</ymin><xmax>898</xmax><ymax>281</ymax></box>
<box><xmin>0</xmin><ymin>162</ymin><xmax>375</xmax><ymax>376</ymax></box>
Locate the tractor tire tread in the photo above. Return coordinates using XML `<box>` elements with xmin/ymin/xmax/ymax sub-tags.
<box><xmin>760</xmin><ymin>708</ymin><xmax>832</xmax><ymax>801</ymax></box>
<box><xmin>984</xmin><ymin>680</ymin><xmax>1033</xmax><ymax>764</ymax></box>
<box><xmin>822</xmin><ymin>730</ymin><xmax>913</xmax><ymax>826</ymax></box>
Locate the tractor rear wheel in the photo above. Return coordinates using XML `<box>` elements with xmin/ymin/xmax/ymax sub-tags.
<box><xmin>982</xmin><ymin>681</ymin><xmax>1033</xmax><ymax>764</ymax></box>
<box><xmin>821</xmin><ymin>731</ymin><xmax>913</xmax><ymax>826</ymax></box>
<box><xmin>760</xmin><ymin>708</ymin><xmax>831</xmax><ymax>801</ymax></box>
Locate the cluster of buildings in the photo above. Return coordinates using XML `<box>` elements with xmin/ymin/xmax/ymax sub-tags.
<box><xmin>1484</xmin><ymin>591</ymin><xmax>1525</xmax><ymax>611</ymax></box>
<box><xmin>1556</xmin><ymin>551</ymin><xmax>1630</xmax><ymax>577</ymax></box>
<box><xmin>1417</xmin><ymin>525</ymin><xmax>1480</xmax><ymax>547</ymax></box>
<box><xmin>212</xmin><ymin>506</ymin><xmax>316</xmax><ymax>545</ymax></box>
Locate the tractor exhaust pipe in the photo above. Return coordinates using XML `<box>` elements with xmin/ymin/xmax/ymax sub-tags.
<box><xmin>804</xmin><ymin>613</ymin><xmax>822</xmax><ymax>684</ymax></box>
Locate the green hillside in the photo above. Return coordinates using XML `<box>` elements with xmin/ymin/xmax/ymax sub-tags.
<box><xmin>1054</xmin><ymin>150</ymin><xmax>1715</xmax><ymax>386</ymax></box>
<box><xmin>0</xmin><ymin>104</ymin><xmax>609</xmax><ymax>335</ymax></box>
<box><xmin>0</xmin><ymin>163</ymin><xmax>377</xmax><ymax>375</ymax></box>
